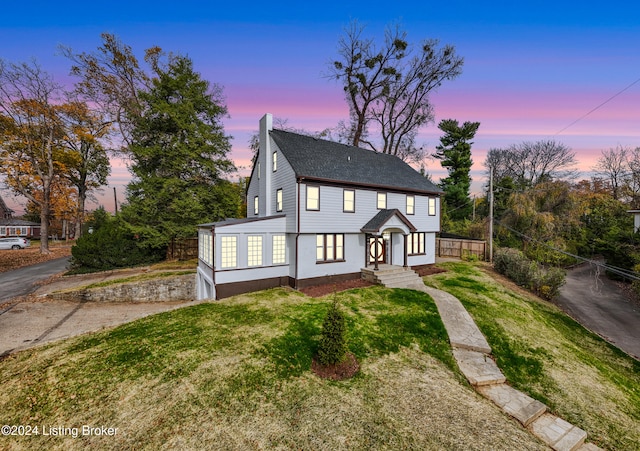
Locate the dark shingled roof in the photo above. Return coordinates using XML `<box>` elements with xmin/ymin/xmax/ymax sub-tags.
<box><xmin>0</xmin><ymin>218</ymin><xmax>40</xmax><ymax>226</ymax></box>
<box><xmin>361</xmin><ymin>209</ymin><xmax>416</xmax><ymax>234</ymax></box>
<box><xmin>270</xmin><ymin>129</ymin><xmax>443</xmax><ymax>194</ymax></box>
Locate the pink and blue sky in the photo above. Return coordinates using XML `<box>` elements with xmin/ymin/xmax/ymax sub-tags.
<box><xmin>2</xmin><ymin>1</ymin><xmax>639</xmax><ymax>214</ymax></box>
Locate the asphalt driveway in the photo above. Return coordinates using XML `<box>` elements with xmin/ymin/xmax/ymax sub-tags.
<box><xmin>0</xmin><ymin>256</ymin><xmax>71</xmax><ymax>302</ymax></box>
<box><xmin>554</xmin><ymin>262</ymin><xmax>640</xmax><ymax>360</ymax></box>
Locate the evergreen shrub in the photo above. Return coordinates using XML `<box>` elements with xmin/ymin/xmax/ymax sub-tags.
<box><xmin>71</xmin><ymin>217</ymin><xmax>165</xmax><ymax>273</ymax></box>
<box><xmin>317</xmin><ymin>299</ymin><xmax>348</xmax><ymax>365</ymax></box>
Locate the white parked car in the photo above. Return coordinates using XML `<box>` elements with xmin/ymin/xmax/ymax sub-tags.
<box><xmin>0</xmin><ymin>237</ymin><xmax>31</xmax><ymax>250</ymax></box>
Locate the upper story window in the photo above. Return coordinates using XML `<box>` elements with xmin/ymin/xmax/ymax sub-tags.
<box><xmin>406</xmin><ymin>195</ymin><xmax>415</xmax><ymax>215</ymax></box>
<box><xmin>257</xmin><ymin>162</ymin><xmax>261</xmax><ymax>179</ymax></box>
<box><xmin>306</xmin><ymin>185</ymin><xmax>320</xmax><ymax>210</ymax></box>
<box><xmin>428</xmin><ymin>198</ymin><xmax>437</xmax><ymax>216</ymax></box>
<box><xmin>254</xmin><ymin>196</ymin><xmax>259</xmax><ymax>215</ymax></box>
<box><xmin>377</xmin><ymin>192</ymin><xmax>387</xmax><ymax>209</ymax></box>
<box><xmin>343</xmin><ymin>189</ymin><xmax>355</xmax><ymax>213</ymax></box>
<box><xmin>276</xmin><ymin>189</ymin><xmax>283</xmax><ymax>212</ymax></box>
<box><xmin>272</xmin><ymin>151</ymin><xmax>277</xmax><ymax>172</ymax></box>
<box><xmin>247</xmin><ymin>235</ymin><xmax>263</xmax><ymax>266</ymax></box>
<box><xmin>220</xmin><ymin>236</ymin><xmax>237</xmax><ymax>268</ymax></box>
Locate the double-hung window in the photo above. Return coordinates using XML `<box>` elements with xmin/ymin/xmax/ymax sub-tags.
<box><xmin>428</xmin><ymin>198</ymin><xmax>437</xmax><ymax>216</ymax></box>
<box><xmin>343</xmin><ymin>189</ymin><xmax>355</xmax><ymax>212</ymax></box>
<box><xmin>377</xmin><ymin>192</ymin><xmax>386</xmax><ymax>209</ymax></box>
<box><xmin>254</xmin><ymin>196</ymin><xmax>259</xmax><ymax>215</ymax></box>
<box><xmin>408</xmin><ymin>232</ymin><xmax>425</xmax><ymax>255</ymax></box>
<box><xmin>306</xmin><ymin>185</ymin><xmax>320</xmax><ymax>210</ymax></box>
<box><xmin>406</xmin><ymin>195</ymin><xmax>415</xmax><ymax>215</ymax></box>
<box><xmin>272</xmin><ymin>151</ymin><xmax>277</xmax><ymax>172</ymax></box>
<box><xmin>316</xmin><ymin>234</ymin><xmax>344</xmax><ymax>262</ymax></box>
<box><xmin>276</xmin><ymin>189</ymin><xmax>283</xmax><ymax>212</ymax></box>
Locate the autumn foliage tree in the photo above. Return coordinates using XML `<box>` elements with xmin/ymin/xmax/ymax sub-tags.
<box><xmin>0</xmin><ymin>60</ymin><xmax>66</xmax><ymax>253</ymax></box>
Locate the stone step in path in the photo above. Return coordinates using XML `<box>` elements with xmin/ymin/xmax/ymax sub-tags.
<box><xmin>401</xmin><ymin>281</ymin><xmax>602</xmax><ymax>451</ymax></box>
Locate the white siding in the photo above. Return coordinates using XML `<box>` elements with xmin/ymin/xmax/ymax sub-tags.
<box><xmin>298</xmin><ymin>183</ymin><xmax>440</xmax><ymax>234</ymax></box>
<box><xmin>296</xmin><ymin>233</ymin><xmax>364</xmax><ymax>279</ymax></box>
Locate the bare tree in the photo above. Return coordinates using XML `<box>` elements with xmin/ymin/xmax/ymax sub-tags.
<box><xmin>59</xmin><ymin>33</ymin><xmax>161</xmax><ymax>152</ymax></box>
<box><xmin>485</xmin><ymin>140</ymin><xmax>578</xmax><ymax>188</ymax></box>
<box><xmin>328</xmin><ymin>21</ymin><xmax>463</xmax><ymax>160</ymax></box>
<box><xmin>593</xmin><ymin>145</ymin><xmax>629</xmax><ymax>200</ymax></box>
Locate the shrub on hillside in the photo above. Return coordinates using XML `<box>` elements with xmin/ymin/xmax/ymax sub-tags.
<box><xmin>493</xmin><ymin>247</ymin><xmax>566</xmax><ymax>300</ymax></box>
<box><xmin>71</xmin><ymin>217</ymin><xmax>165</xmax><ymax>273</ymax></box>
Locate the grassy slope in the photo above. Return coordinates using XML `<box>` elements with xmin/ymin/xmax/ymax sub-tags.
<box><xmin>425</xmin><ymin>261</ymin><xmax>640</xmax><ymax>450</ymax></box>
<box><xmin>0</xmin><ymin>286</ymin><xmax>545</xmax><ymax>451</ymax></box>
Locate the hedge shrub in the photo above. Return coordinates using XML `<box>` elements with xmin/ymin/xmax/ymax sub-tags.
<box><xmin>493</xmin><ymin>247</ymin><xmax>566</xmax><ymax>300</ymax></box>
<box><xmin>71</xmin><ymin>217</ymin><xmax>165</xmax><ymax>273</ymax></box>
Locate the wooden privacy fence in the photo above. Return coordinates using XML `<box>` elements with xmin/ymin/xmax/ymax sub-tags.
<box><xmin>436</xmin><ymin>237</ymin><xmax>487</xmax><ymax>261</ymax></box>
<box><xmin>167</xmin><ymin>237</ymin><xmax>198</xmax><ymax>260</ymax></box>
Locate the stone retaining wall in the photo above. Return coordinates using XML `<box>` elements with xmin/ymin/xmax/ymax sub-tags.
<box><xmin>48</xmin><ymin>274</ymin><xmax>196</xmax><ymax>303</ymax></box>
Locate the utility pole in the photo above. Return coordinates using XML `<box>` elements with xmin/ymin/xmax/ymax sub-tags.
<box><xmin>113</xmin><ymin>187</ymin><xmax>118</xmax><ymax>215</ymax></box>
<box><xmin>488</xmin><ymin>166</ymin><xmax>494</xmax><ymax>262</ymax></box>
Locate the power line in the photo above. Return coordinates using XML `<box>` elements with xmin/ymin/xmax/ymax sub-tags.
<box><xmin>496</xmin><ymin>220</ymin><xmax>640</xmax><ymax>282</ymax></box>
<box><xmin>555</xmin><ymin>76</ymin><xmax>640</xmax><ymax>136</ymax></box>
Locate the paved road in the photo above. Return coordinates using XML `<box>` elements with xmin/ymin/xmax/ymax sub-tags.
<box><xmin>555</xmin><ymin>262</ymin><xmax>640</xmax><ymax>360</ymax></box>
<box><xmin>0</xmin><ymin>257</ymin><xmax>71</xmax><ymax>303</ymax></box>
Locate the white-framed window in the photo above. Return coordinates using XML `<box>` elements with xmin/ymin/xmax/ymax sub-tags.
<box><xmin>0</xmin><ymin>227</ymin><xmax>5</xmax><ymax>236</ymax></box>
<box><xmin>406</xmin><ymin>195</ymin><xmax>415</xmax><ymax>215</ymax></box>
<box><xmin>276</xmin><ymin>189</ymin><xmax>283</xmax><ymax>212</ymax></box>
<box><xmin>257</xmin><ymin>162</ymin><xmax>261</xmax><ymax>179</ymax></box>
<box><xmin>316</xmin><ymin>234</ymin><xmax>344</xmax><ymax>262</ymax></box>
<box><xmin>272</xmin><ymin>151</ymin><xmax>277</xmax><ymax>172</ymax></box>
<box><xmin>377</xmin><ymin>192</ymin><xmax>386</xmax><ymax>209</ymax></box>
<box><xmin>254</xmin><ymin>196</ymin><xmax>259</xmax><ymax>215</ymax></box>
<box><xmin>306</xmin><ymin>185</ymin><xmax>320</xmax><ymax>210</ymax></box>
<box><xmin>247</xmin><ymin>235</ymin><xmax>263</xmax><ymax>266</ymax></box>
<box><xmin>220</xmin><ymin>236</ymin><xmax>237</xmax><ymax>268</ymax></box>
<box><xmin>343</xmin><ymin>189</ymin><xmax>355</xmax><ymax>212</ymax></box>
<box><xmin>408</xmin><ymin>232</ymin><xmax>425</xmax><ymax>255</ymax></box>
<box><xmin>198</xmin><ymin>230</ymin><xmax>213</xmax><ymax>266</ymax></box>
<box><xmin>272</xmin><ymin>234</ymin><xmax>286</xmax><ymax>264</ymax></box>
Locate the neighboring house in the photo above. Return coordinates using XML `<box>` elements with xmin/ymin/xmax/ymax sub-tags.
<box><xmin>196</xmin><ymin>114</ymin><xmax>443</xmax><ymax>300</ymax></box>
<box><xmin>0</xmin><ymin>218</ymin><xmax>41</xmax><ymax>238</ymax></box>
<box><xmin>0</xmin><ymin>194</ymin><xmax>14</xmax><ymax>219</ymax></box>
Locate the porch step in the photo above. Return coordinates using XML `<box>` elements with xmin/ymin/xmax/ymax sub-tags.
<box><xmin>361</xmin><ymin>266</ymin><xmax>425</xmax><ymax>289</ymax></box>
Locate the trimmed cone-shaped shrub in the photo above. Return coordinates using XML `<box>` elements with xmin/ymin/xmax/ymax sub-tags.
<box><xmin>317</xmin><ymin>300</ymin><xmax>348</xmax><ymax>366</ymax></box>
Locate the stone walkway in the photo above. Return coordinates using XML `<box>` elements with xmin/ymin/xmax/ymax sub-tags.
<box><xmin>402</xmin><ymin>279</ymin><xmax>602</xmax><ymax>450</ymax></box>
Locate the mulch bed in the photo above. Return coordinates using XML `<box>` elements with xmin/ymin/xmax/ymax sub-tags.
<box><xmin>300</xmin><ymin>279</ymin><xmax>374</xmax><ymax>298</ymax></box>
<box><xmin>299</xmin><ymin>265</ymin><xmax>448</xmax><ymax>298</ymax></box>
<box><xmin>311</xmin><ymin>352</ymin><xmax>360</xmax><ymax>380</ymax></box>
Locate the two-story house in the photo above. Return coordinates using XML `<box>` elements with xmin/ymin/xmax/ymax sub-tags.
<box><xmin>196</xmin><ymin>114</ymin><xmax>443</xmax><ymax>300</ymax></box>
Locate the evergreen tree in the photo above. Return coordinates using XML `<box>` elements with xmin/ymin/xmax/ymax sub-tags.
<box><xmin>317</xmin><ymin>300</ymin><xmax>348</xmax><ymax>365</ymax></box>
<box><xmin>432</xmin><ymin>119</ymin><xmax>480</xmax><ymax>221</ymax></box>
<box><xmin>122</xmin><ymin>56</ymin><xmax>239</xmax><ymax>249</ymax></box>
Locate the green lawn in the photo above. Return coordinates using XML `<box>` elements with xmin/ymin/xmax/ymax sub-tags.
<box><xmin>1</xmin><ymin>262</ymin><xmax>638</xmax><ymax>450</ymax></box>
<box><xmin>424</xmin><ymin>261</ymin><xmax>640</xmax><ymax>450</ymax></box>
<box><xmin>0</xmin><ymin>285</ymin><xmax>546</xmax><ymax>450</ymax></box>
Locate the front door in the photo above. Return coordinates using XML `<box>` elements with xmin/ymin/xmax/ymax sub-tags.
<box><xmin>368</xmin><ymin>236</ymin><xmax>387</xmax><ymax>264</ymax></box>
